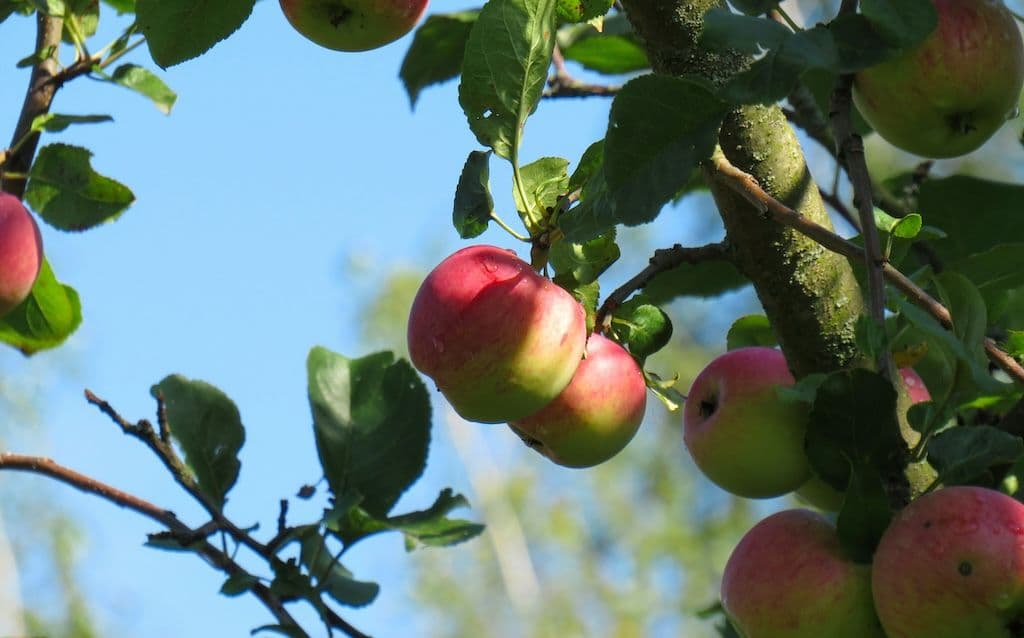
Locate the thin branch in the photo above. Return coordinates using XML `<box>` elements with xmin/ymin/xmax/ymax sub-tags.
<box><xmin>595</xmin><ymin>242</ymin><xmax>731</xmax><ymax>330</ymax></box>
<box><xmin>544</xmin><ymin>46</ymin><xmax>620</xmax><ymax>99</ymax></box>
<box><xmin>708</xmin><ymin>154</ymin><xmax>1024</xmax><ymax>387</ymax></box>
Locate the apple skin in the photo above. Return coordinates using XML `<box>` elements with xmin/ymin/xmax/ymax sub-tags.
<box><xmin>683</xmin><ymin>347</ymin><xmax>810</xmax><ymax>498</ymax></box>
<box><xmin>407</xmin><ymin>245</ymin><xmax>586</xmax><ymax>424</ymax></box>
<box><xmin>872</xmin><ymin>486</ymin><xmax>1024</xmax><ymax>637</ymax></box>
<box><xmin>279</xmin><ymin>0</ymin><xmax>428</xmax><ymax>52</ymax></box>
<box><xmin>722</xmin><ymin>509</ymin><xmax>887</xmax><ymax>638</ymax></box>
<box><xmin>0</xmin><ymin>192</ymin><xmax>43</xmax><ymax>318</ymax></box>
<box><xmin>509</xmin><ymin>333</ymin><xmax>646</xmax><ymax>468</ymax></box>
<box><xmin>853</xmin><ymin>0</ymin><xmax>1024</xmax><ymax>158</ymax></box>
<box><xmin>797</xmin><ymin>366</ymin><xmax>932</xmax><ymax>511</ymax></box>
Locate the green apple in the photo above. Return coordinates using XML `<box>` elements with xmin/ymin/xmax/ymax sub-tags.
<box><xmin>872</xmin><ymin>486</ymin><xmax>1024</xmax><ymax>637</ymax></box>
<box><xmin>683</xmin><ymin>347</ymin><xmax>810</xmax><ymax>498</ymax></box>
<box><xmin>407</xmin><ymin>245</ymin><xmax>586</xmax><ymax>424</ymax></box>
<box><xmin>509</xmin><ymin>333</ymin><xmax>646</xmax><ymax>468</ymax></box>
<box><xmin>279</xmin><ymin>0</ymin><xmax>429</xmax><ymax>52</ymax></box>
<box><xmin>853</xmin><ymin>0</ymin><xmax>1024</xmax><ymax>158</ymax></box>
<box><xmin>0</xmin><ymin>192</ymin><xmax>42</xmax><ymax>317</ymax></box>
<box><xmin>722</xmin><ymin>509</ymin><xmax>886</xmax><ymax>637</ymax></box>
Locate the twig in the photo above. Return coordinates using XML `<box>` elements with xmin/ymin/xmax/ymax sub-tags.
<box><xmin>544</xmin><ymin>46</ymin><xmax>620</xmax><ymax>99</ymax></box>
<box><xmin>594</xmin><ymin>242</ymin><xmax>731</xmax><ymax>330</ymax></box>
<box><xmin>708</xmin><ymin>153</ymin><xmax>1024</xmax><ymax>387</ymax></box>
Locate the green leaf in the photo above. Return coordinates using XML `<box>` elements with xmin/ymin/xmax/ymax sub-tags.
<box><xmin>385</xmin><ymin>488</ymin><xmax>485</xmax><ymax>549</ymax></box>
<box><xmin>136</xmin><ymin>0</ymin><xmax>256</xmax><ymax>68</ymax></box>
<box><xmin>603</xmin><ymin>75</ymin><xmax>726</xmax><ymax>227</ymax></box>
<box><xmin>561</xmin><ymin>34</ymin><xmax>648</xmax><ymax>74</ymax></box>
<box><xmin>827</xmin><ymin>14</ymin><xmax>901</xmax><ymax>71</ymax></box>
<box><xmin>30</xmin><ymin>113</ymin><xmax>113</xmax><ymax>134</ymax></box>
<box><xmin>610</xmin><ymin>296</ymin><xmax>672</xmax><ymax>359</ymax></box>
<box><xmin>927</xmin><ymin>426</ymin><xmax>1024</xmax><ymax>486</ymax></box>
<box><xmin>726</xmin><ymin>314</ymin><xmax>776</xmax><ymax>351</ymax></box>
<box><xmin>0</xmin><ymin>258</ymin><xmax>81</xmax><ymax>355</ymax></box>
<box><xmin>102</xmin><ymin>64</ymin><xmax>177</xmax><ymax>114</ymax></box>
<box><xmin>914</xmin><ymin>176</ymin><xmax>1024</xmax><ymax>263</ymax></box>
<box><xmin>513</xmin><ymin>156</ymin><xmax>569</xmax><ymax>231</ymax></box>
<box><xmin>150</xmin><ymin>375</ymin><xmax>245</xmax><ymax>509</ymax></box>
<box><xmin>452</xmin><ymin>150</ymin><xmax>494</xmax><ymax>239</ymax></box>
<box><xmin>101</xmin><ymin>0</ymin><xmax>134</xmax><ymax>14</ymax></box>
<box><xmin>555</xmin><ymin>0</ymin><xmax>612</xmax><ymax>23</ymax></box>
<box><xmin>949</xmin><ymin>244</ymin><xmax>1024</xmax><ymax>296</ymax></box>
<box><xmin>548</xmin><ymin>230</ymin><xmax>619</xmax><ymax>287</ymax></box>
<box><xmin>805</xmin><ymin>369</ymin><xmax>904</xmax><ymax>492</ymax></box>
<box><xmin>307</xmin><ymin>348</ymin><xmax>431</xmax><ymax>518</ymax></box>
<box><xmin>859</xmin><ymin>0</ymin><xmax>937</xmax><ymax>49</ymax></box>
<box><xmin>458</xmin><ymin>0</ymin><xmax>557</xmax><ymax>160</ymax></box>
<box><xmin>400</xmin><ymin>11</ymin><xmax>479</xmax><ymax>107</ymax></box>
<box><xmin>854</xmin><ymin>314</ymin><xmax>888</xmax><ymax>362</ymax></box>
<box><xmin>641</xmin><ymin>259</ymin><xmax>748</xmax><ymax>303</ymax></box>
<box><xmin>1006</xmin><ymin>331</ymin><xmax>1024</xmax><ymax>360</ymax></box>
<box><xmin>297</xmin><ymin>529</ymin><xmax>380</xmax><ymax>607</ymax></box>
<box><xmin>25</xmin><ymin>143</ymin><xmax>135</xmax><ymax>231</ymax></box>
<box><xmin>836</xmin><ymin>462</ymin><xmax>891</xmax><ymax>563</ymax></box>
<box><xmin>567</xmin><ymin>140</ymin><xmax>603</xmax><ymax>194</ymax></box>
<box><xmin>728</xmin><ymin>0</ymin><xmax>777</xmax><ymax>14</ymax></box>
<box><xmin>220</xmin><ymin>572</ymin><xmax>259</xmax><ymax>597</ymax></box>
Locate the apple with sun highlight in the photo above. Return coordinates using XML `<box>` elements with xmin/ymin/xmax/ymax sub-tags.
<box><xmin>280</xmin><ymin>0</ymin><xmax>429</xmax><ymax>52</ymax></box>
<box><xmin>0</xmin><ymin>192</ymin><xmax>43</xmax><ymax>318</ymax></box>
<box><xmin>509</xmin><ymin>333</ymin><xmax>647</xmax><ymax>468</ymax></box>
<box><xmin>407</xmin><ymin>245</ymin><xmax>586</xmax><ymax>424</ymax></box>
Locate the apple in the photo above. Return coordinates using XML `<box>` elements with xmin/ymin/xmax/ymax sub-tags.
<box><xmin>407</xmin><ymin>245</ymin><xmax>586</xmax><ymax>424</ymax></box>
<box><xmin>0</xmin><ymin>192</ymin><xmax>42</xmax><ymax>318</ymax></box>
<box><xmin>721</xmin><ymin>509</ymin><xmax>886</xmax><ymax>638</ymax></box>
<box><xmin>797</xmin><ymin>367</ymin><xmax>932</xmax><ymax>511</ymax></box>
<box><xmin>508</xmin><ymin>333</ymin><xmax>646</xmax><ymax>468</ymax></box>
<box><xmin>853</xmin><ymin>0</ymin><xmax>1024</xmax><ymax>158</ymax></box>
<box><xmin>683</xmin><ymin>347</ymin><xmax>810</xmax><ymax>498</ymax></box>
<box><xmin>279</xmin><ymin>0</ymin><xmax>428</xmax><ymax>52</ymax></box>
<box><xmin>872</xmin><ymin>486</ymin><xmax>1024</xmax><ymax>637</ymax></box>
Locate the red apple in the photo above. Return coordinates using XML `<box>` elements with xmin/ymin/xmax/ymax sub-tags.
<box><xmin>683</xmin><ymin>347</ymin><xmax>810</xmax><ymax>498</ymax></box>
<box><xmin>872</xmin><ymin>486</ymin><xmax>1024</xmax><ymax>637</ymax></box>
<box><xmin>279</xmin><ymin>0</ymin><xmax>428</xmax><ymax>52</ymax></box>
<box><xmin>853</xmin><ymin>0</ymin><xmax>1024</xmax><ymax>158</ymax></box>
<box><xmin>722</xmin><ymin>509</ymin><xmax>886</xmax><ymax>637</ymax></box>
<box><xmin>0</xmin><ymin>192</ymin><xmax>42</xmax><ymax>318</ymax></box>
<box><xmin>509</xmin><ymin>333</ymin><xmax>646</xmax><ymax>468</ymax></box>
<box><xmin>797</xmin><ymin>367</ymin><xmax>932</xmax><ymax>511</ymax></box>
<box><xmin>407</xmin><ymin>245</ymin><xmax>586</xmax><ymax>424</ymax></box>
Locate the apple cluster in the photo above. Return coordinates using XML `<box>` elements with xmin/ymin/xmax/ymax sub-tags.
<box><xmin>407</xmin><ymin>245</ymin><xmax>647</xmax><ymax>468</ymax></box>
<box><xmin>853</xmin><ymin>0</ymin><xmax>1024</xmax><ymax>158</ymax></box>
<box><xmin>279</xmin><ymin>0</ymin><xmax>429</xmax><ymax>52</ymax></box>
<box><xmin>0</xmin><ymin>192</ymin><xmax>43</xmax><ymax>319</ymax></box>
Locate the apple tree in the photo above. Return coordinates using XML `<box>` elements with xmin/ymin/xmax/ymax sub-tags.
<box><xmin>4</xmin><ymin>0</ymin><xmax>1024</xmax><ymax>635</ymax></box>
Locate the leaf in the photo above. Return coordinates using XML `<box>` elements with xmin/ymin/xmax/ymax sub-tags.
<box><xmin>603</xmin><ymin>75</ymin><xmax>726</xmax><ymax>227</ymax></box>
<box><xmin>307</xmin><ymin>348</ymin><xmax>431</xmax><ymax>518</ymax></box>
<box><xmin>553</xmin><ymin>276</ymin><xmax>599</xmax><ymax>332</ymax></box>
<box><xmin>102</xmin><ymin>0</ymin><xmax>134</xmax><ymax>14</ymax></box>
<box><xmin>836</xmin><ymin>461</ymin><xmax>891</xmax><ymax>563</ymax></box>
<box><xmin>0</xmin><ymin>258</ymin><xmax>81</xmax><ymax>355</ymax></box>
<box><xmin>220</xmin><ymin>572</ymin><xmax>259</xmax><ymax>597</ymax></box>
<box><xmin>914</xmin><ymin>176</ymin><xmax>1024</xmax><ymax>263</ymax></box>
<box><xmin>804</xmin><ymin>369</ymin><xmax>905</xmax><ymax>492</ymax></box>
<box><xmin>726</xmin><ymin>315</ymin><xmax>776</xmax><ymax>351</ymax></box>
<box><xmin>567</xmin><ymin>140</ymin><xmax>603</xmax><ymax>193</ymax></box>
<box><xmin>949</xmin><ymin>244</ymin><xmax>1024</xmax><ymax>296</ymax></box>
<box><xmin>400</xmin><ymin>11</ymin><xmax>479</xmax><ymax>107</ymax></box>
<box><xmin>385</xmin><ymin>488</ymin><xmax>486</xmax><ymax>549</ymax></box>
<box><xmin>548</xmin><ymin>230</ymin><xmax>619</xmax><ymax>287</ymax></box>
<box><xmin>513</xmin><ymin>156</ymin><xmax>569</xmax><ymax>231</ymax></box>
<box><xmin>452</xmin><ymin>150</ymin><xmax>494</xmax><ymax>239</ymax></box>
<box><xmin>728</xmin><ymin>0</ymin><xmax>777</xmax><ymax>14</ymax></box>
<box><xmin>103</xmin><ymin>64</ymin><xmax>177</xmax><ymax>114</ymax></box>
<box><xmin>150</xmin><ymin>375</ymin><xmax>245</xmax><ymax>509</ymax></box>
<box><xmin>859</xmin><ymin>0</ymin><xmax>937</xmax><ymax>49</ymax></box>
<box><xmin>854</xmin><ymin>314</ymin><xmax>888</xmax><ymax>362</ymax></box>
<box><xmin>30</xmin><ymin>113</ymin><xmax>112</xmax><ymax>134</ymax></box>
<box><xmin>1006</xmin><ymin>331</ymin><xmax>1024</xmax><ymax>360</ymax></box>
<box><xmin>927</xmin><ymin>426</ymin><xmax>1024</xmax><ymax>486</ymax></box>
<box><xmin>458</xmin><ymin>0</ymin><xmax>557</xmax><ymax>160</ymax></box>
<box><xmin>136</xmin><ymin>0</ymin><xmax>256</xmax><ymax>68</ymax></box>
<box><xmin>63</xmin><ymin>0</ymin><xmax>98</xmax><ymax>42</ymax></box>
<box><xmin>298</xmin><ymin>529</ymin><xmax>379</xmax><ymax>607</ymax></box>
<box><xmin>561</xmin><ymin>34</ymin><xmax>648</xmax><ymax>74</ymax></box>
<box><xmin>25</xmin><ymin>143</ymin><xmax>135</xmax><ymax>231</ymax></box>
<box><xmin>610</xmin><ymin>296</ymin><xmax>672</xmax><ymax>359</ymax></box>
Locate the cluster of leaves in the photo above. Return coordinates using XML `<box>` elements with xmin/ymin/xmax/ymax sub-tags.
<box><xmin>145</xmin><ymin>347</ymin><xmax>482</xmax><ymax>635</ymax></box>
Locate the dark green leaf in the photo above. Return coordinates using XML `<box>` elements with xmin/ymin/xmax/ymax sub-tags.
<box><xmin>555</xmin><ymin>0</ymin><xmax>612</xmax><ymax>23</ymax></box>
<box><xmin>136</xmin><ymin>0</ymin><xmax>256</xmax><ymax>68</ymax></box>
<box><xmin>915</xmin><ymin>176</ymin><xmax>1024</xmax><ymax>263</ymax></box>
<box><xmin>103</xmin><ymin>64</ymin><xmax>177</xmax><ymax>114</ymax></box>
<box><xmin>458</xmin><ymin>0</ymin><xmax>557</xmax><ymax>159</ymax></box>
<box><xmin>827</xmin><ymin>14</ymin><xmax>901</xmax><ymax>71</ymax></box>
<box><xmin>836</xmin><ymin>462</ymin><xmax>891</xmax><ymax>562</ymax></box>
<box><xmin>726</xmin><ymin>314</ymin><xmax>776</xmax><ymax>351</ymax></box>
<box><xmin>452</xmin><ymin>150</ymin><xmax>494</xmax><ymax>239</ymax></box>
<box><xmin>949</xmin><ymin>244</ymin><xmax>1024</xmax><ymax>296</ymax></box>
<box><xmin>150</xmin><ymin>375</ymin><xmax>245</xmax><ymax>509</ymax></box>
<box><xmin>269</xmin><ymin>560</ymin><xmax>313</xmax><ymax>599</ymax></box>
<box><xmin>567</xmin><ymin>140</ymin><xmax>603</xmax><ymax>194</ymax></box>
<box><xmin>854</xmin><ymin>314</ymin><xmax>888</xmax><ymax>362</ymax></box>
<box><xmin>561</xmin><ymin>34</ymin><xmax>648</xmax><ymax>74</ymax></box>
<box><xmin>298</xmin><ymin>530</ymin><xmax>379</xmax><ymax>607</ymax></box>
<box><xmin>102</xmin><ymin>0</ymin><xmax>134</xmax><ymax>14</ymax></box>
<box><xmin>220</xmin><ymin>572</ymin><xmax>259</xmax><ymax>597</ymax></box>
<box><xmin>0</xmin><ymin>258</ymin><xmax>81</xmax><ymax>355</ymax></box>
<box><xmin>610</xmin><ymin>296</ymin><xmax>672</xmax><ymax>359</ymax></box>
<box><xmin>30</xmin><ymin>113</ymin><xmax>112</xmax><ymax>133</ymax></box>
<box><xmin>548</xmin><ymin>230</ymin><xmax>619</xmax><ymax>287</ymax></box>
<box><xmin>385</xmin><ymin>488</ymin><xmax>486</xmax><ymax>549</ymax></box>
<box><xmin>554</xmin><ymin>276</ymin><xmax>599</xmax><ymax>332</ymax></box>
<box><xmin>928</xmin><ymin>426</ymin><xmax>1024</xmax><ymax>486</ymax></box>
<box><xmin>307</xmin><ymin>348</ymin><xmax>431</xmax><ymax>518</ymax></box>
<box><xmin>604</xmin><ymin>75</ymin><xmax>726</xmax><ymax>227</ymax></box>
<box><xmin>400</xmin><ymin>11</ymin><xmax>478</xmax><ymax>107</ymax></box>
<box><xmin>775</xmin><ymin>373</ymin><xmax>828</xmax><ymax>405</ymax></box>
<box><xmin>728</xmin><ymin>0</ymin><xmax>776</xmax><ymax>14</ymax></box>
<box><xmin>63</xmin><ymin>0</ymin><xmax>98</xmax><ymax>42</ymax></box>
<box><xmin>859</xmin><ymin>0</ymin><xmax>937</xmax><ymax>49</ymax></box>
<box><xmin>1006</xmin><ymin>331</ymin><xmax>1024</xmax><ymax>360</ymax></box>
<box><xmin>25</xmin><ymin>143</ymin><xmax>135</xmax><ymax>231</ymax></box>
<box><xmin>558</xmin><ymin>163</ymin><xmax>616</xmax><ymax>241</ymax></box>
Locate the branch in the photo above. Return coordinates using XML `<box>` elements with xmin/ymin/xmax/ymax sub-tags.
<box><xmin>594</xmin><ymin>242</ymin><xmax>731</xmax><ymax>329</ymax></box>
<box><xmin>708</xmin><ymin>154</ymin><xmax>1024</xmax><ymax>387</ymax></box>
<box><xmin>544</xmin><ymin>46</ymin><xmax>620</xmax><ymax>99</ymax></box>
